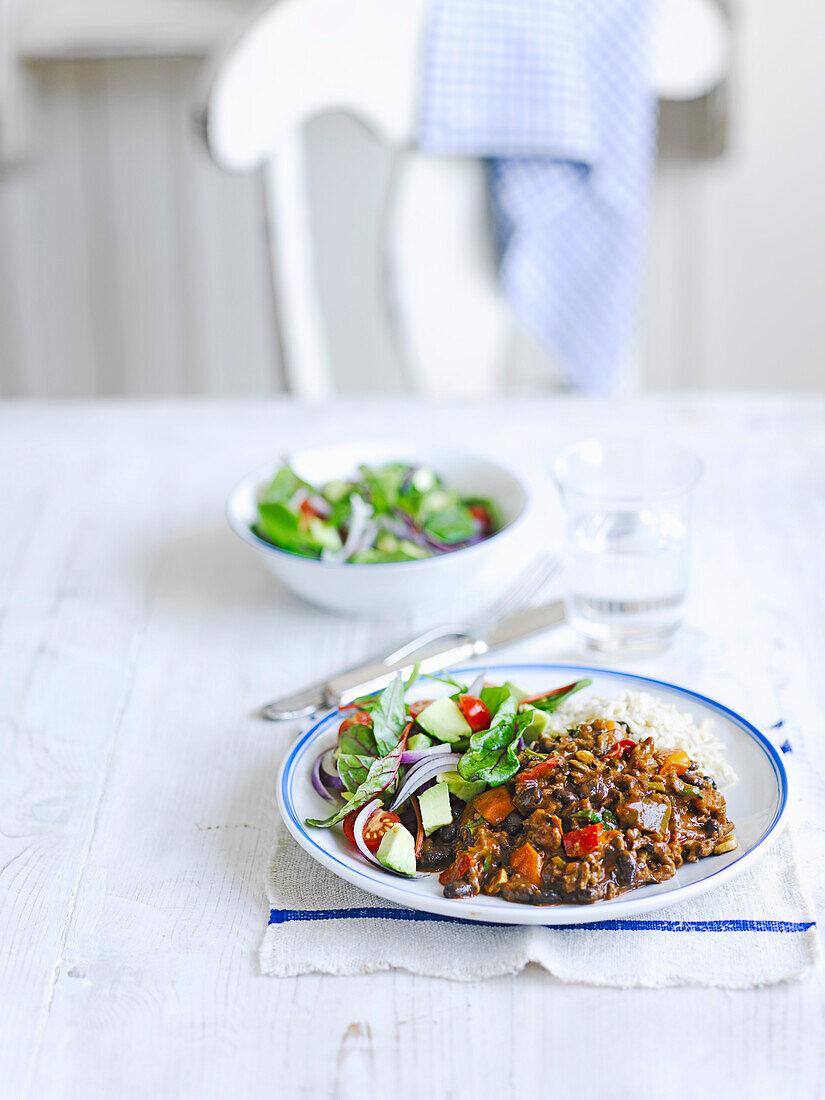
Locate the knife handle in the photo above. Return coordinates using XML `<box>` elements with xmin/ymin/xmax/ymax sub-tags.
<box><xmin>259</xmin><ymin>631</ymin><xmax>480</xmax><ymax>722</ymax></box>
<box><xmin>327</xmin><ymin>638</ymin><xmax>488</xmax><ymax>707</ymax></box>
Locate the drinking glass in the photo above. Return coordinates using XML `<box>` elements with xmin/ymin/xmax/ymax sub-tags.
<box><xmin>554</xmin><ymin>439</ymin><xmax>703</xmax><ymax>653</ymax></box>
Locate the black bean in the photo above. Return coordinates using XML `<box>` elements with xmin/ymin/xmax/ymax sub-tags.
<box><xmin>615</xmin><ymin>850</ymin><xmax>638</xmax><ymax>886</ymax></box>
<box><xmin>513</xmin><ymin>786</ymin><xmax>543</xmax><ymax>814</ymax></box>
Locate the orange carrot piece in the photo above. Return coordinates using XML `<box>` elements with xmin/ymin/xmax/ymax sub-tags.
<box><xmin>660</xmin><ymin>749</ymin><xmax>690</xmax><ymax>775</ymax></box>
<box><xmin>510</xmin><ymin>842</ymin><xmax>543</xmax><ymax>886</ymax></box>
<box><xmin>473</xmin><ymin>787</ymin><xmax>515</xmax><ymax>826</ymax></box>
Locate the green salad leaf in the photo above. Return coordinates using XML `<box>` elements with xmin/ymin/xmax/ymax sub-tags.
<box><xmin>337</xmin><ymin>722</ymin><xmax>378</xmax><ymax>759</ymax></box>
<box><xmin>255</xmin><ymin>502</ymin><xmax>321</xmax><ymax>558</ymax></box>
<box><xmin>252</xmin><ymin>460</ymin><xmax>499</xmax><ymax>562</ymax></box>
<box><xmin>336</xmin><ymin>752</ymin><xmax>377</xmax><ymax>793</ymax></box>
<box><xmin>306</xmin><ymin>738</ymin><xmax>407</xmax><ymax>828</ymax></box>
<box><xmin>526</xmin><ymin>678</ymin><xmax>592</xmax><ymax>713</ymax></box>
<box><xmin>261</xmin><ymin>465</ymin><xmax>311</xmax><ymax>505</ymax></box>
<box><xmin>371</xmin><ymin>672</ymin><xmax>408</xmax><ymax>756</ymax></box>
<box><xmin>457</xmin><ymin>685</ymin><xmax>520</xmax><ymax>785</ymax></box>
<box><xmin>423</xmin><ymin>503</ymin><xmax>477</xmax><ymax>545</ymax></box>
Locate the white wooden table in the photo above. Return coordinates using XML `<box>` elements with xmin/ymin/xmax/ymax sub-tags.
<box><xmin>2</xmin><ymin>396</ymin><xmax>823</xmax><ymax>1100</ymax></box>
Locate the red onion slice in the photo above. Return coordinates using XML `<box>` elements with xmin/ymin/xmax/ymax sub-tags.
<box><xmin>289</xmin><ymin>487</ymin><xmax>309</xmax><ymax>511</ymax></box>
<box><xmin>352</xmin><ymin>798</ymin><xmax>383</xmax><ymax>868</ymax></box>
<box><xmin>307</xmin><ymin>493</ymin><xmax>331</xmax><ymax>518</ymax></box>
<box><xmin>390</xmin><ymin>754</ymin><xmax>461</xmax><ymax>811</ymax></box>
<box><xmin>467</xmin><ymin>670</ymin><xmax>486</xmax><ymax>697</ymax></box>
<box><xmin>399</xmin><ymin>743</ymin><xmax>453</xmax><ymax>765</ymax></box>
<box><xmin>311</xmin><ymin>750</ymin><xmax>336</xmax><ymax>801</ymax></box>
<box><xmin>319</xmin><ymin>748</ymin><xmax>345</xmax><ymax>791</ymax></box>
<box><xmin>323</xmin><ymin>493</ymin><xmax>372</xmax><ymax>562</ymax></box>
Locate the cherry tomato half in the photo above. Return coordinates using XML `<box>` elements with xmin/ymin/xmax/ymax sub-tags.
<box><xmin>362</xmin><ymin>810</ymin><xmax>403</xmax><ymax>853</ymax></box>
<box><xmin>342</xmin><ymin>807</ymin><xmax>360</xmax><ymax>846</ymax></box>
<box><xmin>408</xmin><ymin>699</ymin><xmax>433</xmax><ymax>719</ymax></box>
<box><xmin>339</xmin><ymin>710</ymin><xmax>373</xmax><ymax>734</ymax></box>
<box><xmin>298</xmin><ymin>497</ymin><xmax>324</xmax><ymax>528</ymax></box>
<box><xmin>458</xmin><ymin>694</ymin><xmax>492</xmax><ymax>732</ymax></box>
<box><xmin>468</xmin><ymin>503</ymin><xmax>493</xmax><ymax>534</ymax></box>
<box><xmin>342</xmin><ymin>807</ymin><xmax>402</xmax><ymax>853</ymax></box>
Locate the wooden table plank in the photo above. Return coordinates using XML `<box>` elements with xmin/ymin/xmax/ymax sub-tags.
<box><xmin>0</xmin><ymin>397</ymin><xmax>821</xmax><ymax>1100</ymax></box>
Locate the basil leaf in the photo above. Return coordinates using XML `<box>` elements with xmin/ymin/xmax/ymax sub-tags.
<box><xmin>306</xmin><ymin>739</ymin><xmax>406</xmax><ymax>828</ymax></box>
<box><xmin>337</xmin><ymin>723</ymin><xmax>378</xmax><ymax>759</ymax></box>
<box><xmin>526</xmin><ymin>678</ymin><xmax>592</xmax><ymax>714</ymax></box>
<box><xmin>336</xmin><ymin>752</ymin><xmax>377</xmax><ymax>793</ymax></box>
<box><xmin>372</xmin><ymin>672</ymin><xmax>408</xmax><ymax>756</ymax></box>
<box><xmin>458</xmin><ymin>688</ymin><xmax>519</xmax><ymax>785</ymax></box>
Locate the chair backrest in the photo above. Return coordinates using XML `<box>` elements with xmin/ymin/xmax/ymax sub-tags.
<box><xmin>202</xmin><ymin>0</ymin><xmax>730</xmax><ymax>399</ymax></box>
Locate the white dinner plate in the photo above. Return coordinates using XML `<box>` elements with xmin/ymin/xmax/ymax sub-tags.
<box><xmin>277</xmin><ymin>664</ymin><xmax>789</xmax><ymax>925</ymax></box>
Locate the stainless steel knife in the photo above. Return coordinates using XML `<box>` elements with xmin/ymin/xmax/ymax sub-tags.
<box><xmin>260</xmin><ymin>598</ymin><xmax>566</xmax><ymax>721</ymax></box>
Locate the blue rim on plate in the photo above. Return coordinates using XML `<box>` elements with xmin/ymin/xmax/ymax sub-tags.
<box><xmin>277</xmin><ymin>663</ymin><xmax>789</xmax><ymax>926</ymax></box>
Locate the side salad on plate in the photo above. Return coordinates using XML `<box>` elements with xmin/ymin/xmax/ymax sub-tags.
<box><xmin>251</xmin><ymin>461</ymin><xmax>500</xmax><ymax>564</ymax></box>
<box><xmin>306</xmin><ymin>670</ymin><xmax>591</xmax><ymax>879</ymax></box>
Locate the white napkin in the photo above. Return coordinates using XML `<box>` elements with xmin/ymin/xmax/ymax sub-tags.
<box><xmin>260</xmin><ymin>818</ymin><xmax>819</xmax><ymax>988</ymax></box>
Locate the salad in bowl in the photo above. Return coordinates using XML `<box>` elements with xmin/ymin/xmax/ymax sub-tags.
<box><xmin>251</xmin><ymin>460</ymin><xmax>500</xmax><ymax>564</ymax></box>
<box><xmin>226</xmin><ymin>443</ymin><xmax>532</xmax><ymax>615</ymax></box>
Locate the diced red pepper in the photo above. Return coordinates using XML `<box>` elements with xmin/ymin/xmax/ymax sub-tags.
<box><xmin>605</xmin><ymin>738</ymin><xmax>637</xmax><ymax>759</ymax></box>
<box><xmin>458</xmin><ymin>695</ymin><xmax>492</xmax><ymax>732</ymax></box>
<box><xmin>438</xmin><ymin>853</ymin><xmax>475</xmax><ymax>886</ymax></box>
<box><xmin>562</xmin><ymin>823</ymin><xmax>604</xmax><ymax>857</ymax></box>
<box><xmin>518</xmin><ymin>756</ymin><xmax>560</xmax><ymax>783</ymax></box>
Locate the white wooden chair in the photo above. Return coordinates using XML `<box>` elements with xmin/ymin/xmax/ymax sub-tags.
<box><xmin>200</xmin><ymin>0</ymin><xmax>729</xmax><ymax>400</ymax></box>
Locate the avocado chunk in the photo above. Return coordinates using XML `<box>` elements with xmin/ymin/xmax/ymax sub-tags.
<box><xmin>436</xmin><ymin>770</ymin><xmax>486</xmax><ymax>804</ymax></box>
<box><xmin>416</xmin><ymin>696</ymin><xmax>472</xmax><ymax>742</ymax></box>
<box><xmin>418</xmin><ymin>782</ymin><xmax>453</xmax><ymax>836</ymax></box>
<box><xmin>518</xmin><ymin>704</ymin><xmax>552</xmax><ymax>744</ymax></box>
<box><xmin>376</xmin><ymin>823</ymin><xmax>417</xmax><ymax>877</ymax></box>
<box><xmin>406</xmin><ymin>732</ymin><xmax>434</xmax><ymax>751</ymax></box>
<box><xmin>505</xmin><ymin>681</ymin><xmax>531</xmax><ymax>705</ymax></box>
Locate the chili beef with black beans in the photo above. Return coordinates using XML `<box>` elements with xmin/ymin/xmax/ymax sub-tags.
<box><xmin>421</xmin><ymin>719</ymin><xmax>736</xmax><ymax>905</ymax></box>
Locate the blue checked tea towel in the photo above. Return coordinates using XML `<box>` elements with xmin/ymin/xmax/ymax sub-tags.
<box><xmin>419</xmin><ymin>0</ymin><xmax>658</xmax><ymax>394</ymax></box>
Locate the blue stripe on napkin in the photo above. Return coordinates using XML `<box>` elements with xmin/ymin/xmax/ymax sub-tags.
<box><xmin>269</xmin><ymin>908</ymin><xmax>814</xmax><ymax>933</ymax></box>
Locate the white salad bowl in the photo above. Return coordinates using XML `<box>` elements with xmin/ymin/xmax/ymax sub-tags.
<box><xmin>226</xmin><ymin>443</ymin><xmax>534</xmax><ymax>616</ymax></box>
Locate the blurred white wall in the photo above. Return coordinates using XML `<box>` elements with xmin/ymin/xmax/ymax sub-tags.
<box><xmin>0</xmin><ymin>1</ymin><xmax>823</xmax><ymax>397</ymax></box>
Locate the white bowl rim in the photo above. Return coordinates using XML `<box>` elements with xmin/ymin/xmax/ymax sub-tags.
<box><xmin>226</xmin><ymin>447</ymin><xmax>532</xmax><ymax>572</ymax></box>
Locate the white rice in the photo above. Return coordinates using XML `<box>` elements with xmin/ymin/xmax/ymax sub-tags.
<box><xmin>543</xmin><ymin>690</ymin><xmax>738</xmax><ymax>790</ymax></box>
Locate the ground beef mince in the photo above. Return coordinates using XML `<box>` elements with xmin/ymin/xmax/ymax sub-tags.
<box><xmin>436</xmin><ymin>719</ymin><xmax>736</xmax><ymax>905</ymax></box>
